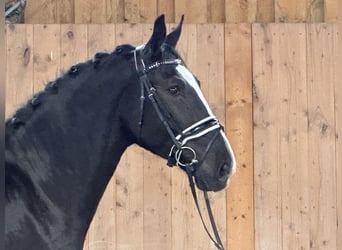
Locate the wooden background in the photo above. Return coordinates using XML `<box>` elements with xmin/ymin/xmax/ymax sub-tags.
<box><xmin>23</xmin><ymin>0</ymin><xmax>339</xmax><ymax>23</ymax></box>
<box><xmin>5</xmin><ymin>23</ymin><xmax>339</xmax><ymax>250</ymax></box>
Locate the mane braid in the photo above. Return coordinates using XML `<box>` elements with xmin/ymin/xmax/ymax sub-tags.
<box><xmin>5</xmin><ymin>58</ymin><xmax>95</xmax><ymax>131</ymax></box>
<box><xmin>5</xmin><ymin>47</ymin><xmax>132</xmax><ymax>133</ymax></box>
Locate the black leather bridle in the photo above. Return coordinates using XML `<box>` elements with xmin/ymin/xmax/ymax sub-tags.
<box><xmin>134</xmin><ymin>46</ymin><xmax>226</xmax><ymax>250</ymax></box>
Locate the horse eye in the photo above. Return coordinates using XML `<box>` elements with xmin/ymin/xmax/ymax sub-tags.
<box><xmin>168</xmin><ymin>86</ymin><xmax>180</xmax><ymax>95</ymax></box>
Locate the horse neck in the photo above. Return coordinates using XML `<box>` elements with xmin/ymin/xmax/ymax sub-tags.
<box><xmin>5</xmin><ymin>59</ymin><xmax>134</xmax><ymax>248</ymax></box>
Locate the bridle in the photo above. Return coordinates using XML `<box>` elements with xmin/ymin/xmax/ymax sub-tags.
<box><xmin>134</xmin><ymin>46</ymin><xmax>226</xmax><ymax>250</ymax></box>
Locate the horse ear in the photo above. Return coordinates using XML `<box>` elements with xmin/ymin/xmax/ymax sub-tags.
<box><xmin>165</xmin><ymin>15</ymin><xmax>184</xmax><ymax>48</ymax></box>
<box><xmin>144</xmin><ymin>14</ymin><xmax>166</xmax><ymax>58</ymax></box>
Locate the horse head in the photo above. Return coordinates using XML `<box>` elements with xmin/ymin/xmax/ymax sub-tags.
<box><xmin>119</xmin><ymin>15</ymin><xmax>236</xmax><ymax>191</ymax></box>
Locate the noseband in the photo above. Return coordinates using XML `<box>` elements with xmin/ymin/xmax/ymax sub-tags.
<box><xmin>134</xmin><ymin>47</ymin><xmax>226</xmax><ymax>250</ymax></box>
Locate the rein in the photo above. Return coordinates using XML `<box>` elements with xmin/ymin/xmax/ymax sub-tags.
<box><xmin>134</xmin><ymin>47</ymin><xmax>226</xmax><ymax>250</ymax></box>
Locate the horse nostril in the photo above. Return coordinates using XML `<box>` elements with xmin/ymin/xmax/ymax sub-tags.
<box><xmin>219</xmin><ymin>162</ymin><xmax>231</xmax><ymax>178</ymax></box>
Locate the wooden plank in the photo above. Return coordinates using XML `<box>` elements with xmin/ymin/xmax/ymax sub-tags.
<box><xmin>5</xmin><ymin>24</ymin><xmax>34</xmax><ymax>118</ymax></box>
<box><xmin>275</xmin><ymin>0</ymin><xmax>307</xmax><ymax>22</ymax></box>
<box><xmin>115</xmin><ymin>145</ymin><xmax>144</xmax><ymax>250</ymax></box>
<box><xmin>140</xmin><ymin>0</ymin><xmax>157</xmax><ymax>22</ymax></box>
<box><xmin>207</xmin><ymin>0</ymin><xmax>225</xmax><ymax>22</ymax></box>
<box><xmin>85</xmin><ymin>24</ymin><xmax>115</xmax><ymax>250</ymax></box>
<box><xmin>157</xmin><ymin>0</ymin><xmax>175</xmax><ymax>23</ymax></box>
<box><xmin>25</xmin><ymin>0</ymin><xmax>57</xmax><ymax>23</ymax></box>
<box><xmin>256</xmin><ymin>0</ymin><xmax>275</xmax><ymax>22</ymax></box>
<box><xmin>307</xmin><ymin>0</ymin><xmax>324</xmax><ymax>22</ymax></box>
<box><xmin>56</xmin><ymin>0</ymin><xmax>74</xmax><ymax>23</ymax></box>
<box><xmin>225</xmin><ymin>0</ymin><xmax>257</xmax><ymax>23</ymax></box>
<box><xmin>196</xmin><ymin>24</ymin><xmax>225</xmax><ymax>121</ymax></box>
<box><xmin>175</xmin><ymin>0</ymin><xmax>208</xmax><ymax>23</ymax></box>
<box><xmin>22</xmin><ymin>0</ymin><xmax>339</xmax><ymax>24</ymax></box>
<box><xmin>324</xmin><ymin>0</ymin><xmax>339</xmax><ymax>22</ymax></box>
<box><xmin>115</xmin><ymin>23</ymin><xmax>144</xmax><ymax>50</ymax></box>
<box><xmin>252</xmin><ymin>23</ymin><xmax>282</xmax><ymax>250</ymax></box>
<box><xmin>306</xmin><ymin>23</ymin><xmax>337</xmax><ymax>250</ymax></box>
<box><xmin>60</xmin><ymin>24</ymin><xmax>87</xmax><ymax>70</ymax></box>
<box><xmin>114</xmin><ymin>24</ymin><xmax>145</xmax><ymax>249</ymax></box>
<box><xmin>277</xmin><ymin>24</ymin><xmax>309</xmax><ymax>250</ymax></box>
<box><xmin>74</xmin><ymin>0</ymin><xmax>107</xmax><ymax>23</ymax></box>
<box><xmin>106</xmin><ymin>0</ymin><xmax>125</xmax><ymax>23</ymax></box>
<box><xmin>87</xmin><ymin>24</ymin><xmax>115</xmax><ymax>55</ymax></box>
<box><xmin>143</xmin><ymin>151</ymin><xmax>172</xmax><ymax>250</ymax></box>
<box><xmin>225</xmin><ymin>23</ymin><xmax>254</xmax><ymax>250</ymax></box>
<box><xmin>253</xmin><ymin>23</ymin><xmax>337</xmax><ymax>250</ymax></box>
<box><xmin>33</xmin><ymin>24</ymin><xmax>60</xmax><ymax>93</ymax></box>
<box><xmin>335</xmin><ymin>21</ymin><xmax>342</xmax><ymax>250</ymax></box>
<box><xmin>124</xmin><ymin>0</ymin><xmax>140</xmax><ymax>23</ymax></box>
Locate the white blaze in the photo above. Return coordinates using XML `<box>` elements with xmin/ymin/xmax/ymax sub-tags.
<box><xmin>176</xmin><ymin>65</ymin><xmax>237</xmax><ymax>177</ymax></box>
<box><xmin>176</xmin><ymin>65</ymin><xmax>213</xmax><ymax>116</ymax></box>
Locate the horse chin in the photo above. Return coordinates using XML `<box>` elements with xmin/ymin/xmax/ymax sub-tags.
<box><xmin>193</xmin><ymin>175</ymin><xmax>227</xmax><ymax>192</ymax></box>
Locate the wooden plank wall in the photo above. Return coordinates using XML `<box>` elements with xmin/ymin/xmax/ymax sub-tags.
<box><xmin>225</xmin><ymin>24</ymin><xmax>254</xmax><ymax>250</ymax></box>
<box><xmin>23</xmin><ymin>0</ymin><xmax>339</xmax><ymax>24</ymax></box>
<box><xmin>253</xmin><ymin>23</ymin><xmax>339</xmax><ymax>250</ymax></box>
<box><xmin>5</xmin><ymin>24</ymin><xmax>339</xmax><ymax>250</ymax></box>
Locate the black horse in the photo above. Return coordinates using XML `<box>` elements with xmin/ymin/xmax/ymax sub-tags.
<box><xmin>5</xmin><ymin>15</ymin><xmax>236</xmax><ymax>250</ymax></box>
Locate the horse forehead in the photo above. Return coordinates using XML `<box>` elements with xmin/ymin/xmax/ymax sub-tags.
<box><xmin>175</xmin><ymin>65</ymin><xmax>213</xmax><ymax>116</ymax></box>
<box><xmin>175</xmin><ymin>65</ymin><xmax>197</xmax><ymax>85</ymax></box>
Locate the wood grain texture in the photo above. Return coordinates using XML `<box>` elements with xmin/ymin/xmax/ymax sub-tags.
<box><xmin>208</xmin><ymin>0</ymin><xmax>226</xmax><ymax>22</ymax></box>
<box><xmin>324</xmin><ymin>0</ymin><xmax>339</xmax><ymax>22</ymax></box>
<box><xmin>256</xmin><ymin>0</ymin><xmax>275</xmax><ymax>22</ymax></box>
<box><xmin>196</xmin><ymin>24</ymin><xmax>225</xmax><ymax>120</ymax></box>
<box><xmin>75</xmin><ymin>0</ymin><xmax>107</xmax><ymax>23</ymax></box>
<box><xmin>5</xmin><ymin>25</ymin><xmax>34</xmax><ymax>118</ymax></box>
<box><xmin>106</xmin><ymin>0</ymin><xmax>125</xmax><ymax>23</ymax></box>
<box><xmin>124</xmin><ymin>0</ymin><xmax>140</xmax><ymax>23</ymax></box>
<box><xmin>306</xmin><ymin>23</ymin><xmax>337</xmax><ymax>250</ymax></box>
<box><xmin>115</xmin><ymin>145</ymin><xmax>144</xmax><ymax>249</ymax></box>
<box><xmin>56</xmin><ymin>0</ymin><xmax>74</xmax><ymax>23</ymax></box>
<box><xmin>175</xmin><ymin>0</ymin><xmax>208</xmax><ymax>23</ymax></box>
<box><xmin>157</xmin><ymin>0</ymin><xmax>175</xmax><ymax>23</ymax></box>
<box><xmin>25</xmin><ymin>0</ymin><xmax>57</xmax><ymax>23</ymax></box>
<box><xmin>253</xmin><ymin>23</ymin><xmax>282</xmax><ymax>250</ymax></box>
<box><xmin>307</xmin><ymin>0</ymin><xmax>325</xmax><ymax>22</ymax></box>
<box><xmin>253</xmin><ymin>23</ymin><xmax>338</xmax><ymax>250</ymax></box>
<box><xmin>60</xmin><ymin>24</ymin><xmax>87</xmax><ymax>70</ymax></box>
<box><xmin>275</xmin><ymin>0</ymin><xmax>307</xmax><ymax>22</ymax></box>
<box><xmin>225</xmin><ymin>0</ymin><xmax>257</xmax><ymax>23</ymax></box>
<box><xmin>140</xmin><ymin>0</ymin><xmax>157</xmax><ymax>22</ymax></box>
<box><xmin>33</xmin><ymin>25</ymin><xmax>60</xmax><ymax>92</ymax></box>
<box><xmin>225</xmin><ymin>23</ymin><xmax>254</xmax><ymax>250</ymax></box>
<box><xmin>23</xmin><ymin>0</ymin><xmax>338</xmax><ymax>23</ymax></box>
<box><xmin>336</xmin><ymin>19</ymin><xmax>341</xmax><ymax>250</ymax></box>
<box><xmin>87</xmin><ymin>24</ymin><xmax>115</xmax><ymax>55</ymax></box>
<box><xmin>277</xmin><ymin>24</ymin><xmax>309</xmax><ymax>250</ymax></box>
<box><xmin>143</xmin><ymin>150</ymin><xmax>172</xmax><ymax>250</ymax></box>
